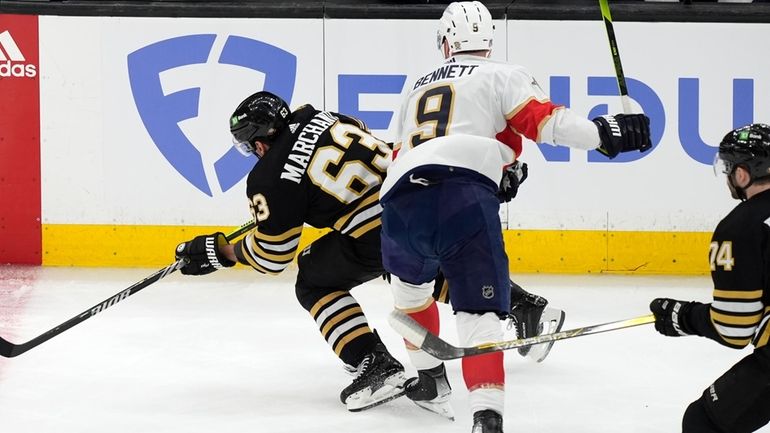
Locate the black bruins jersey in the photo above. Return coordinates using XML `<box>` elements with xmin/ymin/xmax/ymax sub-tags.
<box><xmin>688</xmin><ymin>189</ymin><xmax>770</xmax><ymax>349</ymax></box>
<box><xmin>232</xmin><ymin>105</ymin><xmax>391</xmax><ymax>275</ymax></box>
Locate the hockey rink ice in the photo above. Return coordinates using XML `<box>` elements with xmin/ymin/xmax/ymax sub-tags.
<box><xmin>0</xmin><ymin>265</ymin><xmax>767</xmax><ymax>433</ymax></box>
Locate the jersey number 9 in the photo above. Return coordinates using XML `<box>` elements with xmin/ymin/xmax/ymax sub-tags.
<box><xmin>409</xmin><ymin>84</ymin><xmax>455</xmax><ymax>148</ymax></box>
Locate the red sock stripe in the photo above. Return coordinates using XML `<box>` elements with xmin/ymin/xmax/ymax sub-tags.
<box><xmin>407</xmin><ymin>300</ymin><xmax>440</xmax><ymax>335</ymax></box>
<box><xmin>462</xmin><ymin>352</ymin><xmax>505</xmax><ymax>390</ymax></box>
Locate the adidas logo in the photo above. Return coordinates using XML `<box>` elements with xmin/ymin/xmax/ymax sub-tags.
<box><xmin>0</xmin><ymin>30</ymin><xmax>37</xmax><ymax>78</ymax></box>
<box><xmin>289</xmin><ymin>123</ymin><xmax>300</xmax><ymax>134</ymax></box>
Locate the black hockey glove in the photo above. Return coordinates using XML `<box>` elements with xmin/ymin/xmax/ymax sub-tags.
<box><xmin>175</xmin><ymin>232</ymin><xmax>235</xmax><ymax>276</ymax></box>
<box><xmin>593</xmin><ymin>113</ymin><xmax>652</xmax><ymax>159</ymax></box>
<box><xmin>497</xmin><ymin>161</ymin><xmax>528</xmax><ymax>203</ymax></box>
<box><xmin>649</xmin><ymin>298</ymin><xmax>695</xmax><ymax>337</ymax></box>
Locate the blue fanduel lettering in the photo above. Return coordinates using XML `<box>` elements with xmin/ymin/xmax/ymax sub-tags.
<box><xmin>338</xmin><ymin>74</ymin><xmax>407</xmax><ymax>130</ymax></box>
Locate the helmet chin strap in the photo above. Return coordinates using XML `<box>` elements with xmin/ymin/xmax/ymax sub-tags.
<box><xmin>728</xmin><ymin>170</ymin><xmax>752</xmax><ymax>201</ymax></box>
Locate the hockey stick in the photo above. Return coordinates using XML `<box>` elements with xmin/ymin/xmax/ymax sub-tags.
<box><xmin>0</xmin><ymin>220</ymin><xmax>256</xmax><ymax>358</ymax></box>
<box><xmin>599</xmin><ymin>0</ymin><xmax>633</xmax><ymax>114</ymax></box>
<box><xmin>388</xmin><ymin>309</ymin><xmax>654</xmax><ymax>360</ymax></box>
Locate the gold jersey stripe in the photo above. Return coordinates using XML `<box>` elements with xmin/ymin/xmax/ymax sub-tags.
<box><xmin>333</xmin><ymin>326</ymin><xmax>372</xmax><ymax>356</ymax></box>
<box><xmin>504</xmin><ymin>96</ymin><xmax>537</xmax><ymax>120</ymax></box>
<box><xmin>755</xmin><ymin>308</ymin><xmax>770</xmax><ymax>348</ymax></box>
<box><xmin>719</xmin><ymin>335</ymin><xmax>753</xmax><ymax>347</ymax></box>
<box><xmin>712</xmin><ymin>289</ymin><xmax>764</xmax><ymax>300</ymax></box>
<box><xmin>310</xmin><ymin>291</ymin><xmax>348</xmax><ymax>318</ymax></box>
<box><xmin>348</xmin><ymin>218</ymin><xmax>381</xmax><ymax>239</ymax></box>
<box><xmin>321</xmin><ymin>306</ymin><xmax>364</xmax><ymax>338</ymax></box>
<box><xmin>253</xmin><ymin>225</ymin><xmax>304</xmax><ymax>243</ymax></box>
<box><xmin>333</xmin><ymin>192</ymin><xmax>379</xmax><ymax>231</ymax></box>
<box><xmin>711</xmin><ymin>310</ymin><xmax>764</xmax><ymax>326</ymax></box>
<box><xmin>503</xmin><ymin>96</ymin><xmax>561</xmax><ymax>143</ymax></box>
<box><xmin>437</xmin><ymin>279</ymin><xmax>449</xmax><ymax>303</ymax></box>
<box><xmin>248</xmin><ymin>237</ymin><xmax>297</xmax><ymax>262</ymax></box>
<box><xmin>534</xmin><ymin>108</ymin><xmax>564</xmax><ymax>143</ymax></box>
<box><xmin>237</xmin><ymin>243</ymin><xmax>280</xmax><ymax>275</ymax></box>
<box><xmin>756</xmin><ymin>321</ymin><xmax>770</xmax><ymax>348</ymax></box>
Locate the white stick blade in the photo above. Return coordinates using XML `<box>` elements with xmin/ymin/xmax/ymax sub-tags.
<box><xmin>388</xmin><ymin>309</ymin><xmax>428</xmax><ymax>348</ymax></box>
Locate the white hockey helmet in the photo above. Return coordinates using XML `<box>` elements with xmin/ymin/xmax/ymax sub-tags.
<box><xmin>436</xmin><ymin>1</ymin><xmax>494</xmax><ymax>55</ymax></box>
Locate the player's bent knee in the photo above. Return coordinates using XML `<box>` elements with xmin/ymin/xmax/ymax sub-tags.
<box><xmin>295</xmin><ymin>277</ymin><xmax>321</xmax><ymax>312</ymax></box>
<box><xmin>683</xmin><ymin>398</ymin><xmax>724</xmax><ymax>433</ymax></box>
<box><xmin>455</xmin><ymin>311</ymin><xmax>503</xmax><ymax>346</ymax></box>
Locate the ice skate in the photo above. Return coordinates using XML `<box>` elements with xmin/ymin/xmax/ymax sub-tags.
<box><xmin>471</xmin><ymin>409</ymin><xmax>503</xmax><ymax>433</ymax></box>
<box><xmin>508</xmin><ymin>289</ymin><xmax>548</xmax><ymax>356</ymax></box>
<box><xmin>524</xmin><ymin>307</ymin><xmax>566</xmax><ymax>363</ymax></box>
<box><xmin>508</xmin><ymin>282</ymin><xmax>566</xmax><ymax>362</ymax></box>
<box><xmin>340</xmin><ymin>346</ymin><xmax>407</xmax><ymax>412</ymax></box>
<box><xmin>404</xmin><ymin>363</ymin><xmax>455</xmax><ymax>420</ymax></box>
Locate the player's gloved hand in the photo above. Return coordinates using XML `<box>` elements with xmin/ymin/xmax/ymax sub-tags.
<box><xmin>649</xmin><ymin>298</ymin><xmax>694</xmax><ymax>337</ymax></box>
<box><xmin>496</xmin><ymin>160</ymin><xmax>528</xmax><ymax>203</ymax></box>
<box><xmin>175</xmin><ymin>232</ymin><xmax>235</xmax><ymax>276</ymax></box>
<box><xmin>593</xmin><ymin>113</ymin><xmax>652</xmax><ymax>159</ymax></box>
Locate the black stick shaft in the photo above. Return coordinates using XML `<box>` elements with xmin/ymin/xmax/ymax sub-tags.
<box><xmin>0</xmin><ymin>220</ymin><xmax>256</xmax><ymax>358</ymax></box>
<box><xmin>600</xmin><ymin>0</ymin><xmax>632</xmax><ymax>114</ymax></box>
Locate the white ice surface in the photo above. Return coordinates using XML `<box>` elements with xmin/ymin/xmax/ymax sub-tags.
<box><xmin>0</xmin><ymin>266</ymin><xmax>767</xmax><ymax>433</ymax></box>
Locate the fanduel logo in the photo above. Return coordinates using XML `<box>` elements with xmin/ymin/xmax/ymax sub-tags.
<box><xmin>0</xmin><ymin>30</ymin><xmax>37</xmax><ymax>78</ymax></box>
<box><xmin>128</xmin><ymin>35</ymin><xmax>297</xmax><ymax>196</ymax></box>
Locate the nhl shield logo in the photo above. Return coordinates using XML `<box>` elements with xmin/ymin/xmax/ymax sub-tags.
<box><xmin>481</xmin><ymin>285</ymin><xmax>495</xmax><ymax>299</ymax></box>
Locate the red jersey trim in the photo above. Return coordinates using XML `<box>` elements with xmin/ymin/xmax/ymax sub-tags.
<box><xmin>506</xmin><ymin>98</ymin><xmax>563</xmax><ymax>143</ymax></box>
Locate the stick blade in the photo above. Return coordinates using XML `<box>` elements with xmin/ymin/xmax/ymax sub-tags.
<box><xmin>0</xmin><ymin>336</ymin><xmax>20</xmax><ymax>358</ymax></box>
<box><xmin>388</xmin><ymin>309</ymin><xmax>428</xmax><ymax>347</ymax></box>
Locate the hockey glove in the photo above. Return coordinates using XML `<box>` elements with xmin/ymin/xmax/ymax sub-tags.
<box><xmin>496</xmin><ymin>161</ymin><xmax>528</xmax><ymax>203</ymax></box>
<box><xmin>649</xmin><ymin>298</ymin><xmax>694</xmax><ymax>337</ymax></box>
<box><xmin>175</xmin><ymin>232</ymin><xmax>235</xmax><ymax>276</ymax></box>
<box><xmin>593</xmin><ymin>113</ymin><xmax>652</xmax><ymax>159</ymax></box>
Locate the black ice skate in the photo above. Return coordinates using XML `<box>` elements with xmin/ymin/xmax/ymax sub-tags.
<box><xmin>471</xmin><ymin>410</ymin><xmax>503</xmax><ymax>433</ymax></box>
<box><xmin>340</xmin><ymin>346</ymin><xmax>406</xmax><ymax>412</ymax></box>
<box><xmin>524</xmin><ymin>307</ymin><xmax>566</xmax><ymax>362</ymax></box>
<box><xmin>404</xmin><ymin>363</ymin><xmax>454</xmax><ymax>421</ymax></box>
<box><xmin>508</xmin><ymin>283</ymin><xmax>565</xmax><ymax>362</ymax></box>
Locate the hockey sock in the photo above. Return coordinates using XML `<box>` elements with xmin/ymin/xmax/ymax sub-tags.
<box><xmin>463</xmin><ymin>354</ymin><xmax>505</xmax><ymax>415</ymax></box>
<box><xmin>308</xmin><ymin>290</ymin><xmax>377</xmax><ymax>367</ymax></box>
<box><xmin>391</xmin><ymin>276</ymin><xmax>442</xmax><ymax>370</ymax></box>
<box><xmin>404</xmin><ymin>299</ymin><xmax>442</xmax><ymax>370</ymax></box>
<box><xmin>457</xmin><ymin>311</ymin><xmax>505</xmax><ymax>415</ymax></box>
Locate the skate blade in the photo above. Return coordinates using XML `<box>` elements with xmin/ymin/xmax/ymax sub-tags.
<box><xmin>413</xmin><ymin>398</ymin><xmax>455</xmax><ymax>421</ymax></box>
<box><xmin>346</xmin><ymin>372</ymin><xmax>407</xmax><ymax>412</ymax></box>
<box><xmin>527</xmin><ymin>308</ymin><xmax>566</xmax><ymax>363</ymax></box>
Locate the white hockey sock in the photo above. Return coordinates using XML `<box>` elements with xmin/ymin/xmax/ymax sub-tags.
<box><xmin>457</xmin><ymin>311</ymin><xmax>505</xmax><ymax>416</ymax></box>
<box><xmin>469</xmin><ymin>388</ymin><xmax>505</xmax><ymax>416</ymax></box>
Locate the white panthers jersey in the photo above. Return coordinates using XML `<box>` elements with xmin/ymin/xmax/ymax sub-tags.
<box><xmin>381</xmin><ymin>54</ymin><xmax>601</xmax><ymax>199</ymax></box>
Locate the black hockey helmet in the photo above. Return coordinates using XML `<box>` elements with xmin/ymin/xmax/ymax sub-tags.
<box><xmin>716</xmin><ymin>123</ymin><xmax>770</xmax><ymax>180</ymax></box>
<box><xmin>229</xmin><ymin>91</ymin><xmax>291</xmax><ymax>156</ymax></box>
